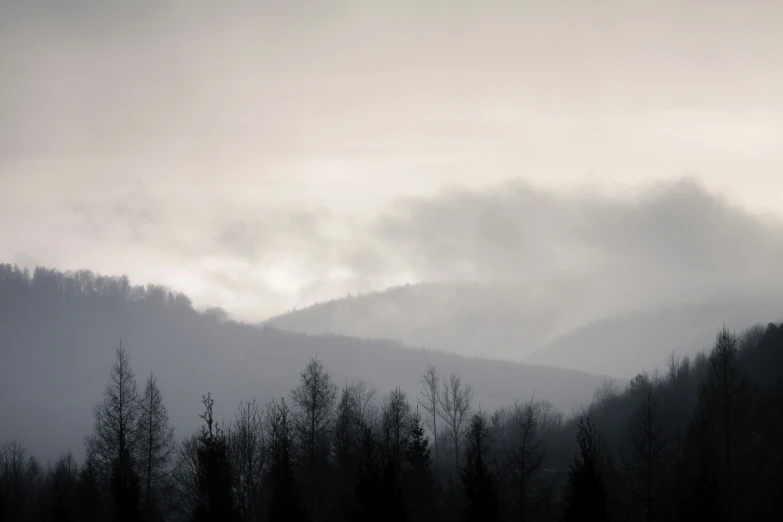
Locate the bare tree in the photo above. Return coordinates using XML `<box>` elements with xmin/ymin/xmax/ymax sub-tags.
<box><xmin>621</xmin><ymin>374</ymin><xmax>667</xmax><ymax>522</ymax></box>
<box><xmin>692</xmin><ymin>327</ymin><xmax>756</xmax><ymax>520</ymax></box>
<box><xmin>228</xmin><ymin>399</ymin><xmax>265</xmax><ymax>522</ymax></box>
<box><xmin>0</xmin><ymin>441</ymin><xmax>43</xmax><ymax>521</ymax></box>
<box><xmin>265</xmin><ymin>398</ymin><xmax>305</xmax><ymax>522</ymax></box>
<box><xmin>85</xmin><ymin>344</ymin><xmax>141</xmax><ymax>485</ymax></box>
<box><xmin>334</xmin><ymin>381</ymin><xmax>375</xmax><ymax>468</ymax></box>
<box><xmin>290</xmin><ymin>357</ymin><xmax>337</xmax><ymax>519</ymax></box>
<box><xmin>291</xmin><ymin>357</ymin><xmax>338</xmax><ymax>467</ymax></box>
<box><xmin>382</xmin><ymin>387</ymin><xmax>413</xmax><ymax>476</ymax></box>
<box><xmin>350</xmin><ymin>380</ymin><xmax>377</xmax><ymax>428</ymax></box>
<box><xmin>169</xmin><ymin>435</ymin><xmax>201</xmax><ymax>522</ymax></box>
<box><xmin>438</xmin><ymin>372</ymin><xmax>474</xmax><ymax>475</ymax></box>
<box><xmin>136</xmin><ymin>374</ymin><xmax>176</xmax><ymax>517</ymax></box>
<box><xmin>418</xmin><ymin>365</ymin><xmax>441</xmax><ymax>466</ymax></box>
<box><xmin>507</xmin><ymin>397</ymin><xmax>546</xmax><ymax>522</ymax></box>
<box><xmin>51</xmin><ymin>451</ymin><xmax>80</xmax><ymax>521</ymax></box>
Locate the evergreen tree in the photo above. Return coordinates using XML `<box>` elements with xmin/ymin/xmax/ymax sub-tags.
<box><xmin>460</xmin><ymin>411</ymin><xmax>500</xmax><ymax>522</ymax></box>
<box><xmin>265</xmin><ymin>398</ymin><xmax>307</xmax><ymax>522</ymax></box>
<box><xmin>332</xmin><ymin>383</ymin><xmax>364</xmax><ymax>521</ymax></box>
<box><xmin>85</xmin><ymin>345</ymin><xmax>141</xmax><ymax>485</ymax></box>
<box><xmin>76</xmin><ymin>458</ymin><xmax>105</xmax><ymax>522</ymax></box>
<box><xmin>191</xmin><ymin>394</ymin><xmax>238</xmax><ymax>522</ymax></box>
<box><xmin>563</xmin><ymin>416</ymin><xmax>608</xmax><ymax>522</ymax></box>
<box><xmin>688</xmin><ymin>328</ymin><xmax>757</xmax><ymax>521</ymax></box>
<box><xmin>506</xmin><ymin>398</ymin><xmax>546</xmax><ymax>522</ymax></box>
<box><xmin>227</xmin><ymin>399</ymin><xmax>265</xmax><ymax>522</ymax></box>
<box><xmin>110</xmin><ymin>446</ymin><xmax>141</xmax><ymax>522</ymax></box>
<box><xmin>404</xmin><ymin>408</ymin><xmax>437</xmax><ymax>522</ymax></box>
<box><xmin>136</xmin><ymin>374</ymin><xmax>176</xmax><ymax>520</ymax></box>
<box><xmin>353</xmin><ymin>423</ymin><xmax>382</xmax><ymax>522</ymax></box>
<box><xmin>290</xmin><ymin>357</ymin><xmax>337</xmax><ymax>521</ymax></box>
<box><xmin>621</xmin><ymin>374</ymin><xmax>667</xmax><ymax>522</ymax></box>
<box><xmin>50</xmin><ymin>452</ymin><xmax>79</xmax><ymax>522</ymax></box>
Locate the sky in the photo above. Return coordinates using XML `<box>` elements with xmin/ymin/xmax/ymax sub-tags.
<box><xmin>1</xmin><ymin>0</ymin><xmax>782</xmax><ymax>320</ymax></box>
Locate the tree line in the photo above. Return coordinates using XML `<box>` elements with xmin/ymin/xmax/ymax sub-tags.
<box><xmin>2</xmin><ymin>320</ymin><xmax>782</xmax><ymax>522</ymax></box>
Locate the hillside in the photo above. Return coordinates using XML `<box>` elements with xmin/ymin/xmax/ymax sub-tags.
<box><xmin>525</xmin><ymin>298</ymin><xmax>783</xmax><ymax>377</ymax></box>
<box><xmin>266</xmin><ymin>278</ymin><xmax>593</xmax><ymax>359</ymax></box>
<box><xmin>0</xmin><ymin>264</ymin><xmax>614</xmax><ymax>463</ymax></box>
<box><xmin>267</xmin><ymin>280</ymin><xmax>783</xmax><ymax>376</ymax></box>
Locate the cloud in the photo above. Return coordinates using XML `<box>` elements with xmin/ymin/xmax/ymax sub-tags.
<box><xmin>365</xmin><ymin>178</ymin><xmax>783</xmax><ymax>315</ymax></box>
<box><xmin>1</xmin><ymin>1</ymin><xmax>781</xmax><ymax>322</ymax></box>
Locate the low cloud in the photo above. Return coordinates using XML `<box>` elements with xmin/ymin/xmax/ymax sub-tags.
<box><xmin>364</xmin><ymin>178</ymin><xmax>783</xmax><ymax>317</ymax></box>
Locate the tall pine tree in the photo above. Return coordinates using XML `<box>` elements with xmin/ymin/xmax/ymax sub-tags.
<box><xmin>460</xmin><ymin>411</ymin><xmax>500</xmax><ymax>522</ymax></box>
<box><xmin>191</xmin><ymin>394</ymin><xmax>238</xmax><ymax>522</ymax></box>
<box><xmin>404</xmin><ymin>408</ymin><xmax>437</xmax><ymax>522</ymax></box>
<box><xmin>563</xmin><ymin>417</ymin><xmax>608</xmax><ymax>522</ymax></box>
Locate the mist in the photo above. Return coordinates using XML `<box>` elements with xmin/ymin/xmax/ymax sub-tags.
<box><xmin>2</xmin><ymin>1</ymin><xmax>783</xmax><ymax>521</ymax></box>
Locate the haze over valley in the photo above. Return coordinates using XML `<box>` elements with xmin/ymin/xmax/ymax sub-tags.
<box><xmin>2</xmin><ymin>2</ymin><xmax>782</xmax><ymax>521</ymax></box>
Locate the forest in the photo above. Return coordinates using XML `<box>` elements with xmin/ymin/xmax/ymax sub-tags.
<box><xmin>1</xmin><ymin>265</ymin><xmax>783</xmax><ymax>522</ymax></box>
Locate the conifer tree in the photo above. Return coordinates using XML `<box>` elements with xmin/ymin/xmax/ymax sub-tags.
<box><xmin>191</xmin><ymin>394</ymin><xmax>238</xmax><ymax>522</ymax></box>
<box><xmin>460</xmin><ymin>411</ymin><xmax>500</xmax><ymax>522</ymax></box>
<box><xmin>136</xmin><ymin>374</ymin><xmax>176</xmax><ymax>520</ymax></box>
<box><xmin>563</xmin><ymin>417</ymin><xmax>608</xmax><ymax>522</ymax></box>
<box><xmin>85</xmin><ymin>345</ymin><xmax>142</xmax><ymax>521</ymax></box>
<box><xmin>291</xmin><ymin>357</ymin><xmax>337</xmax><ymax>520</ymax></box>
<box><xmin>404</xmin><ymin>408</ymin><xmax>437</xmax><ymax>522</ymax></box>
<box><xmin>353</xmin><ymin>423</ymin><xmax>382</xmax><ymax>522</ymax></box>
<box><xmin>265</xmin><ymin>398</ymin><xmax>307</xmax><ymax>522</ymax></box>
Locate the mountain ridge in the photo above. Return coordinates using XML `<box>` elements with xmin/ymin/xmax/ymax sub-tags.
<box><xmin>0</xmin><ymin>264</ymin><xmax>616</xmax><ymax>463</ymax></box>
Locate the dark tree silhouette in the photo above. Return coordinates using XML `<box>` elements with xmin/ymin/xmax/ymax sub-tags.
<box><xmin>418</xmin><ymin>365</ymin><xmax>441</xmax><ymax>468</ymax></box>
<box><xmin>563</xmin><ymin>417</ymin><xmax>608</xmax><ymax>522</ymax></box>
<box><xmin>621</xmin><ymin>374</ymin><xmax>667</xmax><ymax>522</ymax></box>
<box><xmin>265</xmin><ymin>398</ymin><xmax>306</xmax><ymax>522</ymax></box>
<box><xmin>460</xmin><ymin>411</ymin><xmax>500</xmax><ymax>522</ymax></box>
<box><xmin>85</xmin><ymin>345</ymin><xmax>141</xmax><ymax>486</ymax></box>
<box><xmin>688</xmin><ymin>328</ymin><xmax>756</xmax><ymax>521</ymax></box>
<box><xmin>0</xmin><ymin>441</ymin><xmax>41</xmax><ymax>522</ymax></box>
<box><xmin>76</xmin><ymin>458</ymin><xmax>105</xmax><ymax>522</ymax></box>
<box><xmin>333</xmin><ymin>382</ymin><xmax>374</xmax><ymax>521</ymax></box>
<box><xmin>290</xmin><ymin>357</ymin><xmax>337</xmax><ymax>521</ymax></box>
<box><xmin>50</xmin><ymin>452</ymin><xmax>79</xmax><ymax>522</ymax></box>
<box><xmin>439</xmin><ymin>373</ymin><xmax>474</xmax><ymax>478</ymax></box>
<box><xmin>136</xmin><ymin>374</ymin><xmax>176</xmax><ymax>520</ymax></box>
<box><xmin>404</xmin><ymin>407</ymin><xmax>438</xmax><ymax>522</ymax></box>
<box><xmin>191</xmin><ymin>394</ymin><xmax>238</xmax><ymax>522</ymax></box>
<box><xmin>352</xmin><ymin>423</ymin><xmax>382</xmax><ymax>522</ymax></box>
<box><xmin>227</xmin><ymin>399</ymin><xmax>265</xmax><ymax>522</ymax></box>
<box><xmin>504</xmin><ymin>398</ymin><xmax>546</xmax><ymax>522</ymax></box>
<box><xmin>110</xmin><ymin>446</ymin><xmax>141</xmax><ymax>522</ymax></box>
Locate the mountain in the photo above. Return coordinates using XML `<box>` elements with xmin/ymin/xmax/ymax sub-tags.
<box><xmin>525</xmin><ymin>298</ymin><xmax>783</xmax><ymax>377</ymax></box>
<box><xmin>266</xmin><ymin>279</ymin><xmax>592</xmax><ymax>360</ymax></box>
<box><xmin>267</xmin><ymin>281</ymin><xmax>783</xmax><ymax>376</ymax></box>
<box><xmin>0</xmin><ymin>264</ymin><xmax>614</xmax><ymax>463</ymax></box>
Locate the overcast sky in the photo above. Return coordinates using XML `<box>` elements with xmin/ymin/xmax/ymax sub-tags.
<box><xmin>1</xmin><ymin>0</ymin><xmax>781</xmax><ymax>320</ymax></box>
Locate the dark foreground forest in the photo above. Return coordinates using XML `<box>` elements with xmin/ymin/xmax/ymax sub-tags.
<box><xmin>2</xmin><ymin>268</ymin><xmax>783</xmax><ymax>522</ymax></box>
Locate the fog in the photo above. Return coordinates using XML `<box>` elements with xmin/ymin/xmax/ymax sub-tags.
<box><xmin>2</xmin><ymin>2</ymin><xmax>783</xmax><ymax>520</ymax></box>
<box><xmin>2</xmin><ymin>0</ymin><xmax>782</xmax><ymax>320</ymax></box>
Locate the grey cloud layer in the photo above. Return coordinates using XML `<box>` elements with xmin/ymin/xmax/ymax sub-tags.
<box><xmin>371</xmin><ymin>179</ymin><xmax>783</xmax><ymax>310</ymax></box>
<box><xmin>1</xmin><ymin>1</ymin><xmax>782</xmax><ymax>319</ymax></box>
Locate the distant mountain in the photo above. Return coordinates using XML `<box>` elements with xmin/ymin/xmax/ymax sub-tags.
<box><xmin>0</xmin><ymin>264</ymin><xmax>613</xmax><ymax>463</ymax></box>
<box><xmin>267</xmin><ymin>281</ymin><xmax>783</xmax><ymax>376</ymax></box>
<box><xmin>266</xmin><ymin>279</ymin><xmax>593</xmax><ymax>359</ymax></box>
<box><xmin>525</xmin><ymin>298</ymin><xmax>783</xmax><ymax>377</ymax></box>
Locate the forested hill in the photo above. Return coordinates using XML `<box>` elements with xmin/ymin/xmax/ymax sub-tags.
<box><xmin>0</xmin><ymin>264</ymin><xmax>612</xmax><ymax>462</ymax></box>
<box><xmin>2</xmin><ymin>264</ymin><xmax>783</xmax><ymax>521</ymax></box>
<box><xmin>267</xmin><ymin>281</ymin><xmax>783</xmax><ymax>376</ymax></box>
